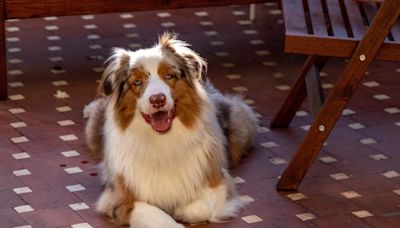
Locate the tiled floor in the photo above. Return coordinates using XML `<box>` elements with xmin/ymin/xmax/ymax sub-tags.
<box><xmin>1</xmin><ymin>2</ymin><xmax>400</xmax><ymax>228</ymax></box>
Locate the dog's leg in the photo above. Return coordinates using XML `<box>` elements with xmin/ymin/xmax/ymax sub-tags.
<box><xmin>130</xmin><ymin>202</ymin><xmax>184</xmax><ymax>228</ymax></box>
<box><xmin>174</xmin><ymin>181</ymin><xmax>244</xmax><ymax>224</ymax></box>
<box><xmin>96</xmin><ymin>176</ymin><xmax>134</xmax><ymax>226</ymax></box>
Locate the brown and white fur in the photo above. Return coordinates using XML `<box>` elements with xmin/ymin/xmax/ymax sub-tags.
<box><xmin>84</xmin><ymin>33</ymin><xmax>258</xmax><ymax>228</ymax></box>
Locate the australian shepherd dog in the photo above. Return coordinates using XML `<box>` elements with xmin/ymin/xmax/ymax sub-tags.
<box><xmin>84</xmin><ymin>33</ymin><xmax>258</xmax><ymax>227</ymax></box>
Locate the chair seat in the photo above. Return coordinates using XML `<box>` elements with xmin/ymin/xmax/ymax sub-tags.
<box><xmin>282</xmin><ymin>0</ymin><xmax>400</xmax><ymax>61</ymax></box>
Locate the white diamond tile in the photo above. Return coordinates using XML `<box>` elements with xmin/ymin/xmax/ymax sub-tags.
<box><xmin>226</xmin><ymin>74</ymin><xmax>241</xmax><ymax>80</ymax></box>
<box><xmin>57</xmin><ymin>120</ymin><xmax>75</xmax><ymax>126</ymax></box>
<box><xmin>47</xmin><ymin>35</ymin><xmax>61</xmax><ymax>41</ymax></box>
<box><xmin>10</xmin><ymin>122</ymin><xmax>27</xmax><ymax>128</ymax></box>
<box><xmin>14</xmin><ymin>205</ymin><xmax>34</xmax><ymax>213</ymax></box>
<box><xmin>263</xmin><ymin>61</ymin><xmax>277</xmax><ymax>67</ymax></box>
<box><xmin>295</xmin><ymin>111</ymin><xmax>309</xmax><ymax>117</ymax></box>
<box><xmin>61</xmin><ymin>150</ymin><xmax>80</xmax><ymax>157</ymax></box>
<box><xmin>48</xmin><ymin>46</ymin><xmax>62</xmax><ymax>51</ymax></box>
<box><xmin>296</xmin><ymin>212</ymin><xmax>316</xmax><ymax>221</ymax></box>
<box><xmin>322</xmin><ymin>83</ymin><xmax>334</xmax><ymax>89</ymax></box>
<box><xmin>241</xmin><ymin>215</ymin><xmax>262</xmax><ymax>223</ymax></box>
<box><xmin>52</xmin><ymin>80</ymin><xmax>68</xmax><ymax>86</ymax></box>
<box><xmin>301</xmin><ymin>125</ymin><xmax>311</xmax><ymax>131</ymax></box>
<box><xmin>233</xmin><ymin>176</ymin><xmax>245</xmax><ymax>184</ymax></box>
<box><xmin>87</xmin><ymin>34</ymin><xmax>100</xmax><ymax>40</ymax></box>
<box><xmin>249</xmin><ymin>39</ymin><xmax>264</xmax><ymax>45</ymax></box>
<box><xmin>214</xmin><ymin>52</ymin><xmax>229</xmax><ymax>57</ymax></box>
<box><xmin>210</xmin><ymin>41</ymin><xmax>224</xmax><ymax>46</ymax></box>
<box><xmin>384</xmin><ymin>107</ymin><xmax>400</xmax><ymax>114</ymax></box>
<box><xmin>194</xmin><ymin>11</ymin><xmax>209</xmax><ymax>17</ymax></box>
<box><xmin>395</xmin><ymin>122</ymin><xmax>400</xmax><ymax>127</ymax></box>
<box><xmin>393</xmin><ymin>189</ymin><xmax>400</xmax><ymax>195</ymax></box>
<box><xmin>12</xmin><ymin>152</ymin><xmax>31</xmax><ymax>160</ymax></box>
<box><xmin>8</xmin><ymin>81</ymin><xmax>24</xmax><ymax>87</ymax></box>
<box><xmin>199</xmin><ymin>21</ymin><xmax>213</xmax><ymax>26</ymax></box>
<box><xmin>81</xmin><ymin>15</ymin><xmax>95</xmax><ymax>20</ymax></box>
<box><xmin>43</xmin><ymin>16</ymin><xmax>58</xmax><ymax>21</ymax></box>
<box><xmin>119</xmin><ymin>13</ymin><xmax>133</xmax><ymax>19</ymax></box>
<box><xmin>382</xmin><ymin>171</ymin><xmax>399</xmax><ymax>178</ymax></box>
<box><xmin>287</xmin><ymin>193</ymin><xmax>307</xmax><ymax>201</ymax></box>
<box><xmin>8</xmin><ymin>59</ymin><xmax>23</xmax><ymax>64</ymax></box>
<box><xmin>232</xmin><ymin>86</ymin><xmax>248</xmax><ymax>92</ymax></box>
<box><xmin>221</xmin><ymin>63</ymin><xmax>235</xmax><ymax>68</ymax></box>
<box><xmin>255</xmin><ymin>50</ymin><xmax>270</xmax><ymax>56</ymax></box>
<box><xmin>13</xmin><ymin>169</ymin><xmax>31</xmax><ymax>176</ymax></box>
<box><xmin>269</xmin><ymin>157</ymin><xmax>287</xmax><ymax>165</ymax></box>
<box><xmin>13</xmin><ymin>187</ymin><xmax>32</xmax><ymax>194</ymax></box>
<box><xmin>14</xmin><ymin>225</ymin><xmax>32</xmax><ymax>228</ymax></box>
<box><xmin>352</xmin><ymin>210</ymin><xmax>373</xmax><ymax>218</ymax></box>
<box><xmin>239</xmin><ymin>195</ymin><xmax>255</xmax><ymax>203</ymax></box>
<box><xmin>59</xmin><ymin>134</ymin><xmax>78</xmax><ymax>141</ymax></box>
<box><xmin>54</xmin><ymin>90</ymin><xmax>70</xmax><ymax>99</ymax></box>
<box><xmin>11</xmin><ymin>136</ymin><xmax>29</xmax><ymax>144</ymax></box>
<box><xmin>89</xmin><ymin>44</ymin><xmax>102</xmax><ymax>49</ymax></box>
<box><xmin>319</xmin><ymin>156</ymin><xmax>337</xmax><ymax>163</ymax></box>
<box><xmin>129</xmin><ymin>43</ymin><xmax>142</xmax><ymax>49</ymax></box>
<box><xmin>45</xmin><ymin>25</ymin><xmax>59</xmax><ymax>31</ymax></box>
<box><xmin>8</xmin><ymin>69</ymin><xmax>23</xmax><ymax>75</ymax></box>
<box><xmin>7</xmin><ymin>37</ymin><xmax>20</xmax><ymax>42</ymax></box>
<box><xmin>348</xmin><ymin>123</ymin><xmax>366</xmax><ymax>129</ymax></box>
<box><xmin>7</xmin><ymin>27</ymin><xmax>20</xmax><ymax>32</ymax></box>
<box><xmin>330</xmin><ymin>173</ymin><xmax>350</xmax><ymax>180</ymax></box>
<box><xmin>237</xmin><ymin>20</ymin><xmax>251</xmax><ymax>25</ymax></box>
<box><xmin>233</xmin><ymin>11</ymin><xmax>246</xmax><ymax>16</ymax></box>
<box><xmin>261</xmin><ymin>141</ymin><xmax>279</xmax><ymax>148</ymax></box>
<box><xmin>341</xmin><ymin>191</ymin><xmax>361</xmax><ymax>199</ymax></box>
<box><xmin>56</xmin><ymin>106</ymin><xmax>72</xmax><ymax>112</ymax></box>
<box><xmin>157</xmin><ymin>12</ymin><xmax>171</xmax><ymax>18</ymax></box>
<box><xmin>64</xmin><ymin>167</ymin><xmax>83</xmax><ymax>174</ymax></box>
<box><xmin>243</xmin><ymin>29</ymin><xmax>258</xmax><ymax>35</ymax></box>
<box><xmin>360</xmin><ymin>138</ymin><xmax>377</xmax><ymax>145</ymax></box>
<box><xmin>9</xmin><ymin>108</ymin><xmax>25</xmax><ymax>114</ymax></box>
<box><xmin>126</xmin><ymin>33</ymin><xmax>139</xmax><ymax>38</ymax></box>
<box><xmin>276</xmin><ymin>85</ymin><xmax>291</xmax><ymax>91</ymax></box>
<box><xmin>69</xmin><ymin>202</ymin><xmax>90</xmax><ymax>211</ymax></box>
<box><xmin>269</xmin><ymin>9</ymin><xmax>283</xmax><ymax>15</ymax></box>
<box><xmin>373</xmin><ymin>94</ymin><xmax>390</xmax><ymax>100</ymax></box>
<box><xmin>48</xmin><ymin>56</ymin><xmax>64</xmax><ymax>62</ymax></box>
<box><xmin>9</xmin><ymin>94</ymin><xmax>25</xmax><ymax>101</ymax></box>
<box><xmin>66</xmin><ymin>184</ymin><xmax>86</xmax><ymax>192</ymax></box>
<box><xmin>8</xmin><ymin>48</ymin><xmax>21</xmax><ymax>53</ymax></box>
<box><xmin>369</xmin><ymin>153</ymin><xmax>388</xmax><ymax>161</ymax></box>
<box><xmin>342</xmin><ymin>109</ymin><xmax>355</xmax><ymax>115</ymax></box>
<box><xmin>123</xmin><ymin>23</ymin><xmax>136</xmax><ymax>29</ymax></box>
<box><xmin>84</xmin><ymin>24</ymin><xmax>98</xmax><ymax>29</ymax></box>
<box><xmin>363</xmin><ymin>81</ymin><xmax>380</xmax><ymax>87</ymax></box>
<box><xmin>257</xmin><ymin>126</ymin><xmax>270</xmax><ymax>133</ymax></box>
<box><xmin>204</xmin><ymin>30</ymin><xmax>218</xmax><ymax>36</ymax></box>
<box><xmin>71</xmin><ymin>223</ymin><xmax>93</xmax><ymax>228</ymax></box>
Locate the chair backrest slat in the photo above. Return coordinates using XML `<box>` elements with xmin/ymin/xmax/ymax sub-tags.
<box><xmin>326</xmin><ymin>0</ymin><xmax>349</xmax><ymax>38</ymax></box>
<box><xmin>343</xmin><ymin>0</ymin><xmax>366</xmax><ymax>38</ymax></box>
<box><xmin>282</xmin><ymin>0</ymin><xmax>309</xmax><ymax>35</ymax></box>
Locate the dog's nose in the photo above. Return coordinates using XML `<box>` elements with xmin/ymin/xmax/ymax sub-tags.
<box><xmin>149</xmin><ymin>93</ymin><xmax>166</xmax><ymax>109</ymax></box>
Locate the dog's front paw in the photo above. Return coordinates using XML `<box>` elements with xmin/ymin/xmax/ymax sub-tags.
<box><xmin>112</xmin><ymin>203</ymin><xmax>133</xmax><ymax>226</ymax></box>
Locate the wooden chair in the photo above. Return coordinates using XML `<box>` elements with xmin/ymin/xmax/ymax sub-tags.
<box><xmin>272</xmin><ymin>0</ymin><xmax>400</xmax><ymax>191</ymax></box>
<box><xmin>0</xmin><ymin>0</ymin><xmax>273</xmax><ymax>100</ymax></box>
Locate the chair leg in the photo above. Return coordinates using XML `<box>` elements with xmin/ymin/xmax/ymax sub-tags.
<box><xmin>270</xmin><ymin>55</ymin><xmax>327</xmax><ymax>128</ymax></box>
<box><xmin>0</xmin><ymin>1</ymin><xmax>7</xmax><ymax>101</ymax></box>
<box><xmin>305</xmin><ymin>64</ymin><xmax>325</xmax><ymax>118</ymax></box>
<box><xmin>277</xmin><ymin>0</ymin><xmax>400</xmax><ymax>191</ymax></box>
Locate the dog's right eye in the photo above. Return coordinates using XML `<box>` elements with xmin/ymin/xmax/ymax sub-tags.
<box><xmin>134</xmin><ymin>79</ymin><xmax>142</xmax><ymax>86</ymax></box>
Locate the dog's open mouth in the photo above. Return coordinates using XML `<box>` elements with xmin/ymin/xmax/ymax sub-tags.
<box><xmin>141</xmin><ymin>106</ymin><xmax>176</xmax><ymax>133</ymax></box>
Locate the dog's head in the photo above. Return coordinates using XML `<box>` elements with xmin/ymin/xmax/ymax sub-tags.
<box><xmin>99</xmin><ymin>33</ymin><xmax>207</xmax><ymax>133</ymax></box>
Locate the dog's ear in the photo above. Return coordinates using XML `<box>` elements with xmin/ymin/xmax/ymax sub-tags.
<box><xmin>98</xmin><ymin>48</ymin><xmax>131</xmax><ymax>97</ymax></box>
<box><xmin>158</xmin><ymin>32</ymin><xmax>207</xmax><ymax>85</ymax></box>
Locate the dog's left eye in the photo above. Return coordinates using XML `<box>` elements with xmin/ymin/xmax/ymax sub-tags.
<box><xmin>165</xmin><ymin>74</ymin><xmax>174</xmax><ymax>80</ymax></box>
<box><xmin>134</xmin><ymin>79</ymin><xmax>142</xmax><ymax>86</ymax></box>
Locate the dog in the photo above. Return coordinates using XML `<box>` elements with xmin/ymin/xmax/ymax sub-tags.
<box><xmin>84</xmin><ymin>33</ymin><xmax>258</xmax><ymax>228</ymax></box>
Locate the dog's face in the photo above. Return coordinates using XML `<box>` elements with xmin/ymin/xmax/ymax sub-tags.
<box><xmin>100</xmin><ymin>33</ymin><xmax>207</xmax><ymax>133</ymax></box>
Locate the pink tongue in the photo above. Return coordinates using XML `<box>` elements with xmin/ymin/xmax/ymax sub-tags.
<box><xmin>150</xmin><ymin>112</ymin><xmax>171</xmax><ymax>132</ymax></box>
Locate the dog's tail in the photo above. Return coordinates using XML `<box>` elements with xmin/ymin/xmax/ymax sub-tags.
<box><xmin>84</xmin><ymin>97</ymin><xmax>109</xmax><ymax>160</ymax></box>
<box><xmin>207</xmin><ymin>83</ymin><xmax>258</xmax><ymax>168</ymax></box>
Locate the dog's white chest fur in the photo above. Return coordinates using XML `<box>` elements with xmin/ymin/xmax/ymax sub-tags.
<box><xmin>104</xmin><ymin>109</ymin><xmax>224</xmax><ymax>212</ymax></box>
